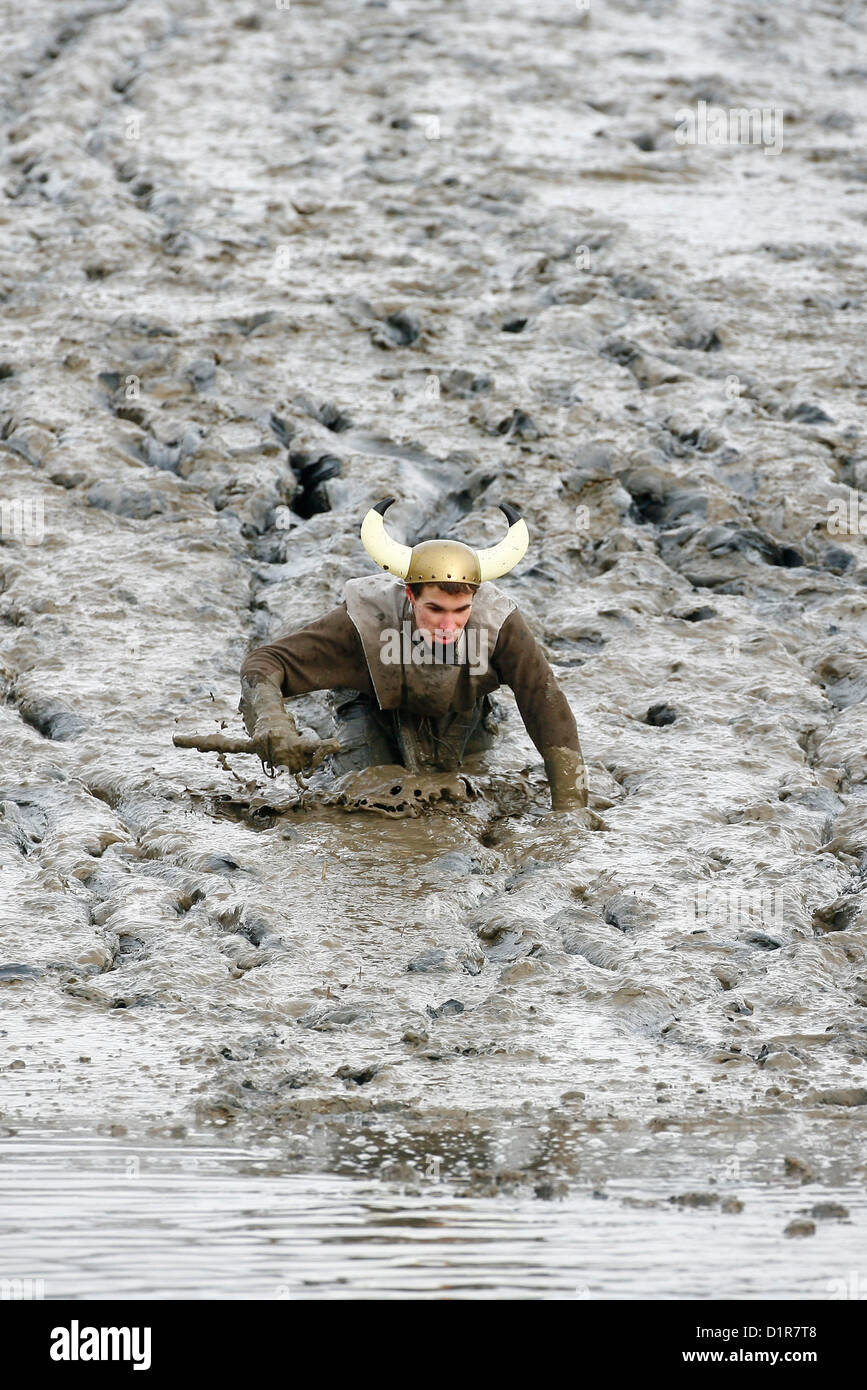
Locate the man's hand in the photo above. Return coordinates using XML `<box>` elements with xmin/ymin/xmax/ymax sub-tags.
<box><xmin>240</xmin><ymin>675</ymin><xmax>311</xmax><ymax>773</ymax></box>
<box><xmin>251</xmin><ymin>721</ymin><xmax>313</xmax><ymax>773</ymax></box>
<box><xmin>542</xmin><ymin>744</ymin><xmax>589</xmax><ymax>812</ymax></box>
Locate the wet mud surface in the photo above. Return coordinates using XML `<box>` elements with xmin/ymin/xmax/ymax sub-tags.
<box><xmin>1</xmin><ymin>0</ymin><xmax>867</xmax><ymax>1277</ymax></box>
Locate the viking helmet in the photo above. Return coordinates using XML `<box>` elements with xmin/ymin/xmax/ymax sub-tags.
<box><xmin>360</xmin><ymin>498</ymin><xmax>529</xmax><ymax>584</ymax></box>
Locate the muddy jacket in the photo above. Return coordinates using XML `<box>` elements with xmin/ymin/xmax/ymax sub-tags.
<box><xmin>240</xmin><ymin>574</ymin><xmax>581</xmax><ymax>758</ymax></box>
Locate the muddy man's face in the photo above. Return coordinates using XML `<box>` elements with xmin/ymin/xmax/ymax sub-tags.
<box><xmin>405</xmin><ymin>584</ymin><xmax>474</xmax><ymax>646</ymax></box>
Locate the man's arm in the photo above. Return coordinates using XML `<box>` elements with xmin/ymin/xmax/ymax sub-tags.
<box><xmin>491</xmin><ymin>609</ymin><xmax>588</xmax><ymax>810</ymax></box>
<box><xmin>239</xmin><ymin>604</ymin><xmax>374</xmax><ymax>750</ymax></box>
<box><xmin>240</xmin><ymin>604</ymin><xmax>373</xmax><ymax>697</ymax></box>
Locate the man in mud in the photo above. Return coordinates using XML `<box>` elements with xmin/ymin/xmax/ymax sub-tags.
<box><xmin>238</xmin><ymin>498</ymin><xmax>587</xmax><ymax>811</ymax></box>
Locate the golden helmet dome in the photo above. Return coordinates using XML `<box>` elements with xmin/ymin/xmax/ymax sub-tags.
<box><xmin>360</xmin><ymin>498</ymin><xmax>529</xmax><ymax>584</ymax></box>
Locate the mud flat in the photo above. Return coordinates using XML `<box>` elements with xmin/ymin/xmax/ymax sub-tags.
<box><xmin>1</xmin><ymin>0</ymin><xmax>866</xmax><ymax>1294</ymax></box>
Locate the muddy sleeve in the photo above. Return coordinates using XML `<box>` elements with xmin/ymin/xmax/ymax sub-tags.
<box><xmin>491</xmin><ymin>609</ymin><xmax>581</xmax><ymax>755</ymax></box>
<box><xmin>240</xmin><ymin>603</ymin><xmax>374</xmax><ymax>697</ymax></box>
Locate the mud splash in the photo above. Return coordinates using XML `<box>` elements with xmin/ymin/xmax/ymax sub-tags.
<box><xmin>324</xmin><ymin>765</ymin><xmax>478</xmax><ymax>817</ymax></box>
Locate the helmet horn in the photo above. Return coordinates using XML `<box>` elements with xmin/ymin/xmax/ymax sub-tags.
<box><xmin>360</xmin><ymin>498</ymin><xmax>413</xmax><ymax>578</ymax></box>
<box><xmin>475</xmin><ymin>503</ymin><xmax>529</xmax><ymax>580</ymax></box>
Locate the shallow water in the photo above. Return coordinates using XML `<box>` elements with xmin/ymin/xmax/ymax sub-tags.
<box><xmin>0</xmin><ymin>1134</ymin><xmax>863</xmax><ymax>1300</ymax></box>
<box><xmin>1</xmin><ymin>0</ymin><xmax>866</xmax><ymax>1297</ymax></box>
